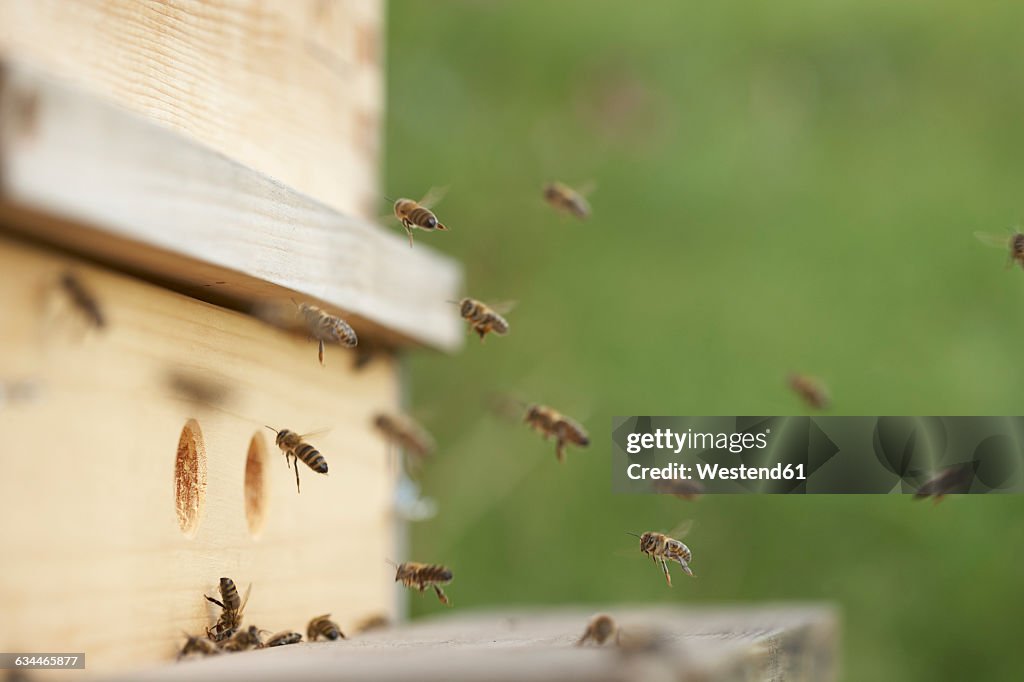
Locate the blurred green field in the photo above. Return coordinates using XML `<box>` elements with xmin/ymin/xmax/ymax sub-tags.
<box><xmin>384</xmin><ymin>2</ymin><xmax>1024</xmax><ymax>680</ymax></box>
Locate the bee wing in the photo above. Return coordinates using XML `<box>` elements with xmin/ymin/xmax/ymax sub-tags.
<box><xmin>239</xmin><ymin>583</ymin><xmax>252</xmax><ymax>614</ymax></box>
<box><xmin>974</xmin><ymin>231</ymin><xmax>1010</xmax><ymax>249</ymax></box>
<box><xmin>486</xmin><ymin>300</ymin><xmax>518</xmax><ymax>315</ymax></box>
<box><xmin>666</xmin><ymin>519</ymin><xmax>696</xmax><ymax>539</ymax></box>
<box><xmin>575</xmin><ymin>180</ymin><xmax>597</xmax><ymax>197</ymax></box>
<box><xmin>299</xmin><ymin>428</ymin><xmax>332</xmax><ymax>440</ymax></box>
<box><xmin>485</xmin><ymin>392</ymin><xmax>529</xmax><ymax>422</ymax></box>
<box><xmin>417</xmin><ymin>186</ymin><xmax>449</xmax><ymax>210</ymax></box>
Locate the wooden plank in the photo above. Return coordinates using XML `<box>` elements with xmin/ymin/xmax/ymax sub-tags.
<box><xmin>0</xmin><ymin>58</ymin><xmax>464</xmax><ymax>351</ymax></box>
<box><xmin>0</xmin><ymin>236</ymin><xmax>406</xmax><ymax>676</ymax></box>
<box><xmin>125</xmin><ymin>606</ymin><xmax>839</xmax><ymax>682</ymax></box>
<box><xmin>0</xmin><ymin>0</ymin><xmax>383</xmax><ymax>220</ymax></box>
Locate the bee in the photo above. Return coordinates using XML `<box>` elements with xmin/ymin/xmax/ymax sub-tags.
<box><xmin>651</xmin><ymin>479</ymin><xmax>704</xmax><ymax>501</ymax></box>
<box><xmin>576</xmin><ymin>614</ymin><xmax>617</xmax><ymax>646</ymax></box>
<box><xmin>392</xmin><ymin>188</ymin><xmax>449</xmax><ymax>247</ymax></box>
<box><xmin>265</xmin><ymin>631</ymin><xmax>303</xmax><ymax>647</ymax></box>
<box><xmin>614</xmin><ymin>626</ymin><xmax>670</xmax><ymax>657</ymax></box>
<box><xmin>787</xmin><ymin>373</ymin><xmax>830</xmax><ymax>410</ymax></box>
<box><xmin>265</xmin><ymin>427</ymin><xmax>329</xmax><ymax>493</ymax></box>
<box><xmin>204</xmin><ymin>578</ymin><xmax>251</xmax><ymax>642</ymax></box>
<box><xmin>373</xmin><ymin>413</ymin><xmax>435</xmax><ymax>465</ymax></box>
<box><xmin>354</xmin><ymin>614</ymin><xmax>391</xmax><ymax>634</ymax></box>
<box><xmin>219</xmin><ymin>625</ymin><xmax>265</xmax><ymax>652</ymax></box>
<box><xmin>307</xmin><ymin>614</ymin><xmax>345</xmax><ymax>641</ymax></box>
<box><xmin>297</xmin><ymin>302</ymin><xmax>358</xmax><ymax>366</ymax></box>
<box><xmin>524</xmin><ymin>404</ymin><xmax>590</xmax><ymax>462</ymax></box>
<box><xmin>975</xmin><ymin>229</ymin><xmax>1024</xmax><ymax>269</ymax></box>
<box><xmin>629</xmin><ymin>526</ymin><xmax>696</xmax><ymax>586</ymax></box>
<box><xmin>59</xmin><ymin>271</ymin><xmax>105</xmax><ymax>329</ymax></box>
<box><xmin>914</xmin><ymin>463</ymin><xmax>975</xmax><ymax>503</ymax></box>
<box><xmin>178</xmin><ymin>633</ymin><xmax>221</xmax><ymax>659</ymax></box>
<box><xmin>165</xmin><ymin>370</ymin><xmax>233</xmax><ymax>407</ymax></box>
<box><xmin>451</xmin><ymin>298</ymin><xmax>513</xmax><ymax>342</ymax></box>
<box><xmin>391</xmin><ymin>561</ymin><xmax>453</xmax><ymax>606</ymax></box>
<box><xmin>543</xmin><ymin>181</ymin><xmax>592</xmax><ymax>219</ymax></box>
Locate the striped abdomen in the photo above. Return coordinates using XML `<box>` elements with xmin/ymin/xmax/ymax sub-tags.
<box><xmin>396</xmin><ymin>563</ymin><xmax>453</xmax><ymax>588</ymax></box>
<box><xmin>294</xmin><ymin>442</ymin><xmax>328</xmax><ymax>473</ymax></box>
<box><xmin>308</xmin><ymin>615</ymin><xmax>344</xmax><ymax>641</ymax></box>
<box><xmin>219</xmin><ymin>578</ymin><xmax>240</xmax><ymax>611</ymax></box>
<box><xmin>299</xmin><ymin>304</ymin><xmax>357</xmax><ymax>347</ymax></box>
<box><xmin>1012</xmin><ymin>233</ymin><xmax>1024</xmax><ymax>266</ymax></box>
<box><xmin>266</xmin><ymin>631</ymin><xmax>302</xmax><ymax>647</ymax></box>
<box><xmin>395</xmin><ymin>199</ymin><xmax>445</xmax><ymax>231</ymax></box>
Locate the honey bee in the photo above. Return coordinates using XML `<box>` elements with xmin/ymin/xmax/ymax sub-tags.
<box><xmin>914</xmin><ymin>463</ymin><xmax>974</xmax><ymax>503</ymax></box>
<box><xmin>651</xmin><ymin>479</ymin><xmax>704</xmax><ymax>501</ymax></box>
<box><xmin>391</xmin><ymin>561</ymin><xmax>453</xmax><ymax>606</ymax></box>
<box><xmin>787</xmin><ymin>373</ymin><xmax>830</xmax><ymax>410</ymax></box>
<box><xmin>165</xmin><ymin>370</ymin><xmax>233</xmax><ymax>407</ymax></box>
<box><xmin>307</xmin><ymin>614</ymin><xmax>345</xmax><ymax>641</ymax></box>
<box><xmin>178</xmin><ymin>633</ymin><xmax>221</xmax><ymax>659</ymax></box>
<box><xmin>219</xmin><ymin>625</ymin><xmax>265</xmax><ymax>652</ymax></box>
<box><xmin>524</xmin><ymin>404</ymin><xmax>590</xmax><ymax>462</ymax></box>
<box><xmin>354</xmin><ymin>614</ymin><xmax>391</xmax><ymax>634</ymax></box>
<box><xmin>543</xmin><ymin>181</ymin><xmax>592</xmax><ymax>219</ymax></box>
<box><xmin>975</xmin><ymin>229</ymin><xmax>1024</xmax><ymax>269</ymax></box>
<box><xmin>265</xmin><ymin>631</ymin><xmax>303</xmax><ymax>647</ymax></box>
<box><xmin>451</xmin><ymin>298</ymin><xmax>513</xmax><ymax>341</ymax></box>
<box><xmin>629</xmin><ymin>525</ymin><xmax>696</xmax><ymax>586</ymax></box>
<box><xmin>373</xmin><ymin>413</ymin><xmax>435</xmax><ymax>466</ymax></box>
<box><xmin>59</xmin><ymin>271</ymin><xmax>105</xmax><ymax>329</ymax></box>
<box><xmin>297</xmin><ymin>302</ymin><xmax>358</xmax><ymax>366</ymax></box>
<box><xmin>392</xmin><ymin>188</ymin><xmax>449</xmax><ymax>247</ymax></box>
<box><xmin>265</xmin><ymin>427</ymin><xmax>329</xmax><ymax>493</ymax></box>
<box><xmin>204</xmin><ymin>578</ymin><xmax>251</xmax><ymax>642</ymax></box>
<box><xmin>576</xmin><ymin>614</ymin><xmax>618</xmax><ymax>646</ymax></box>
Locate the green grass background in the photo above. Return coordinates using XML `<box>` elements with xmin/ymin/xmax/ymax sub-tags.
<box><xmin>384</xmin><ymin>2</ymin><xmax>1024</xmax><ymax>680</ymax></box>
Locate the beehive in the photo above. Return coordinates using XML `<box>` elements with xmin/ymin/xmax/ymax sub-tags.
<box><xmin>0</xmin><ymin>1</ymin><xmax>462</xmax><ymax>676</ymax></box>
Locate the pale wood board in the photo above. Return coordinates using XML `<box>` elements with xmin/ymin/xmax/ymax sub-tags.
<box><xmin>0</xmin><ymin>58</ymin><xmax>464</xmax><ymax>351</ymax></box>
<box><xmin>125</xmin><ymin>606</ymin><xmax>839</xmax><ymax>682</ymax></box>
<box><xmin>0</xmin><ymin>236</ymin><xmax>407</xmax><ymax>677</ymax></box>
<box><xmin>0</xmin><ymin>0</ymin><xmax>384</xmax><ymax>220</ymax></box>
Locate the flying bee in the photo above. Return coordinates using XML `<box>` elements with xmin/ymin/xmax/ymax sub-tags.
<box><xmin>204</xmin><ymin>578</ymin><xmax>251</xmax><ymax>642</ymax></box>
<box><xmin>178</xmin><ymin>633</ymin><xmax>221</xmax><ymax>659</ymax></box>
<box><xmin>975</xmin><ymin>229</ymin><xmax>1024</xmax><ymax>270</ymax></box>
<box><xmin>451</xmin><ymin>298</ymin><xmax>513</xmax><ymax>342</ymax></box>
<box><xmin>373</xmin><ymin>413</ymin><xmax>435</xmax><ymax>469</ymax></box>
<box><xmin>59</xmin><ymin>271</ymin><xmax>106</xmax><ymax>329</ymax></box>
<box><xmin>307</xmin><ymin>614</ymin><xmax>345</xmax><ymax>641</ymax></box>
<box><xmin>914</xmin><ymin>463</ymin><xmax>975</xmax><ymax>503</ymax></box>
<box><xmin>219</xmin><ymin>625</ymin><xmax>265</xmax><ymax>652</ymax></box>
<box><xmin>390</xmin><ymin>561</ymin><xmax>453</xmax><ymax>606</ymax></box>
<box><xmin>524</xmin><ymin>404</ymin><xmax>590</xmax><ymax>462</ymax></box>
<box><xmin>392</xmin><ymin>187</ymin><xmax>449</xmax><ymax>247</ymax></box>
<box><xmin>265</xmin><ymin>631</ymin><xmax>303</xmax><ymax>647</ymax></box>
<box><xmin>354</xmin><ymin>614</ymin><xmax>390</xmax><ymax>634</ymax></box>
<box><xmin>165</xmin><ymin>370</ymin><xmax>233</xmax><ymax>407</ymax></box>
<box><xmin>576</xmin><ymin>614</ymin><xmax>618</xmax><ymax>646</ymax></box>
<box><xmin>297</xmin><ymin>302</ymin><xmax>358</xmax><ymax>366</ymax></box>
<box><xmin>651</xmin><ymin>479</ymin><xmax>705</xmax><ymax>501</ymax></box>
<box><xmin>543</xmin><ymin>181</ymin><xmax>592</xmax><ymax>220</ymax></box>
<box><xmin>787</xmin><ymin>373</ymin><xmax>830</xmax><ymax>410</ymax></box>
<box><xmin>629</xmin><ymin>523</ymin><xmax>696</xmax><ymax>586</ymax></box>
<box><xmin>265</xmin><ymin>427</ymin><xmax>329</xmax><ymax>493</ymax></box>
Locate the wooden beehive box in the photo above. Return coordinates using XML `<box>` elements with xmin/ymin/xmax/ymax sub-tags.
<box><xmin>0</xmin><ymin>1</ymin><xmax>462</xmax><ymax>676</ymax></box>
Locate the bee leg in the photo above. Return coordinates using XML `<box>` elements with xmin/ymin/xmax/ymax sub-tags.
<box><xmin>555</xmin><ymin>440</ymin><xmax>566</xmax><ymax>463</ymax></box>
<box><xmin>433</xmin><ymin>585</ymin><xmax>450</xmax><ymax>606</ymax></box>
<box><xmin>402</xmin><ymin>221</ymin><xmax>415</xmax><ymax>248</ymax></box>
<box><xmin>318</xmin><ymin>339</ymin><xmax>325</xmax><ymax>366</ymax></box>
<box><xmin>293</xmin><ymin>456</ymin><xmax>302</xmax><ymax>493</ymax></box>
<box><xmin>674</xmin><ymin>556</ymin><xmax>695</xmax><ymax>578</ymax></box>
<box><xmin>661</xmin><ymin>559</ymin><xmax>672</xmax><ymax>587</ymax></box>
<box><xmin>205</xmin><ymin>595</ymin><xmax>226</xmax><ymax>609</ymax></box>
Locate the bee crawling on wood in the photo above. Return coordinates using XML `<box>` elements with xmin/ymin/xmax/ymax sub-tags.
<box><xmin>265</xmin><ymin>631</ymin><xmax>303</xmax><ymax>647</ymax></box>
<box><xmin>450</xmin><ymin>297</ymin><xmax>513</xmax><ymax>342</ymax></box>
<box><xmin>390</xmin><ymin>561</ymin><xmax>453</xmax><ymax>606</ymax></box>
<box><xmin>178</xmin><ymin>633</ymin><xmax>221</xmax><ymax>659</ymax></box>
<box><xmin>204</xmin><ymin>577</ymin><xmax>251</xmax><ymax>642</ymax></box>
<box><xmin>651</xmin><ymin>479</ymin><xmax>705</xmax><ymax>501</ymax></box>
<box><xmin>392</xmin><ymin>187</ymin><xmax>450</xmax><ymax>247</ymax></box>
<box><xmin>524</xmin><ymin>404</ymin><xmax>590</xmax><ymax>462</ymax></box>
<box><xmin>543</xmin><ymin>181</ymin><xmax>592</xmax><ymax>220</ymax></box>
<box><xmin>629</xmin><ymin>523</ymin><xmax>696</xmax><ymax>586</ymax></box>
<box><xmin>975</xmin><ymin>229</ymin><xmax>1024</xmax><ymax>269</ymax></box>
<box><xmin>787</xmin><ymin>373</ymin><xmax>830</xmax><ymax>410</ymax></box>
<box><xmin>307</xmin><ymin>614</ymin><xmax>345</xmax><ymax>641</ymax></box>
<box><xmin>576</xmin><ymin>614</ymin><xmax>618</xmax><ymax>646</ymax></box>
<box><xmin>297</xmin><ymin>302</ymin><xmax>358</xmax><ymax>366</ymax></box>
<box><xmin>58</xmin><ymin>270</ymin><xmax>106</xmax><ymax>329</ymax></box>
<box><xmin>266</xmin><ymin>426</ymin><xmax>329</xmax><ymax>493</ymax></box>
<box><xmin>219</xmin><ymin>625</ymin><xmax>265</xmax><ymax>652</ymax></box>
<box><xmin>914</xmin><ymin>463</ymin><xmax>975</xmax><ymax>503</ymax></box>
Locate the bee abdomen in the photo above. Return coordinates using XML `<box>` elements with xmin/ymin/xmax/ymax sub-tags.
<box><xmin>408</xmin><ymin>207</ymin><xmax>438</xmax><ymax>229</ymax></box>
<box><xmin>295</xmin><ymin>443</ymin><xmax>328</xmax><ymax>473</ymax></box>
<box><xmin>418</xmin><ymin>565</ymin><xmax>453</xmax><ymax>584</ymax></box>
